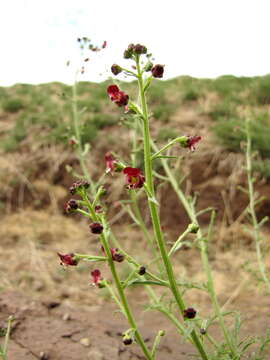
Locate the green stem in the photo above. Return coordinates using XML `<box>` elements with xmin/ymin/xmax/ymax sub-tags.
<box><xmin>136</xmin><ymin>56</ymin><xmax>209</xmax><ymax>360</ymax></box>
<box><xmin>245</xmin><ymin>120</ymin><xmax>270</xmax><ymax>292</ymax></box>
<box><xmin>81</xmin><ymin>192</ymin><xmax>153</xmax><ymax>360</ymax></box>
<box><xmin>151</xmin><ymin>137</ymin><xmax>186</xmax><ymax>160</ymax></box>
<box><xmin>72</xmin><ymin>72</ymin><xmax>95</xmax><ymax>194</ymax></box>
<box><xmin>168</xmin><ymin>226</ymin><xmax>191</xmax><ymax>257</ymax></box>
<box><xmin>150</xmin><ymin>139</ymin><xmax>239</xmax><ymax>358</ymax></box>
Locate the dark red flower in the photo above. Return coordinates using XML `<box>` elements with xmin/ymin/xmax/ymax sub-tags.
<box><xmin>107</xmin><ymin>85</ymin><xmax>129</xmax><ymax>107</ymax></box>
<box><xmin>102</xmin><ymin>40</ymin><xmax>107</xmax><ymax>49</ymax></box>
<box><xmin>105</xmin><ymin>152</ymin><xmax>116</xmax><ymax>174</ymax></box>
<box><xmin>151</xmin><ymin>64</ymin><xmax>164</xmax><ymax>78</ymax></box>
<box><xmin>89</xmin><ymin>222</ymin><xmax>104</xmax><ymax>234</ymax></box>
<box><xmin>101</xmin><ymin>246</ymin><xmax>125</xmax><ymax>262</ymax></box>
<box><xmin>58</xmin><ymin>253</ymin><xmax>78</xmax><ymax>266</ymax></box>
<box><xmin>95</xmin><ymin>205</ymin><xmax>103</xmax><ymax>213</ymax></box>
<box><xmin>186</xmin><ymin>136</ymin><xmax>202</xmax><ymax>151</ymax></box>
<box><xmin>123</xmin><ymin>167</ymin><xmax>145</xmax><ymax>189</ymax></box>
<box><xmin>183</xmin><ymin>307</ymin><xmax>197</xmax><ymax>319</ymax></box>
<box><xmin>91</xmin><ymin>269</ymin><xmax>102</xmax><ymax>286</ymax></box>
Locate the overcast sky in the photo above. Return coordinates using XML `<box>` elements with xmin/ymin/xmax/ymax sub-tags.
<box><xmin>1</xmin><ymin>0</ymin><xmax>270</xmax><ymax>85</ymax></box>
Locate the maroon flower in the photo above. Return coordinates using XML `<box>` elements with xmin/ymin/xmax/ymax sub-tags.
<box><xmin>110</xmin><ymin>248</ymin><xmax>125</xmax><ymax>262</ymax></box>
<box><xmin>151</xmin><ymin>64</ymin><xmax>164</xmax><ymax>78</ymax></box>
<box><xmin>58</xmin><ymin>253</ymin><xmax>78</xmax><ymax>266</ymax></box>
<box><xmin>64</xmin><ymin>199</ymin><xmax>78</xmax><ymax>213</ymax></box>
<box><xmin>105</xmin><ymin>152</ymin><xmax>116</xmax><ymax>174</ymax></box>
<box><xmin>183</xmin><ymin>307</ymin><xmax>197</xmax><ymax>319</ymax></box>
<box><xmin>95</xmin><ymin>205</ymin><xmax>103</xmax><ymax>213</ymax></box>
<box><xmin>89</xmin><ymin>222</ymin><xmax>104</xmax><ymax>234</ymax></box>
<box><xmin>107</xmin><ymin>85</ymin><xmax>129</xmax><ymax>107</ymax></box>
<box><xmin>123</xmin><ymin>167</ymin><xmax>145</xmax><ymax>189</ymax></box>
<box><xmin>91</xmin><ymin>269</ymin><xmax>102</xmax><ymax>286</ymax></box>
<box><xmin>102</xmin><ymin>40</ymin><xmax>107</xmax><ymax>49</ymax></box>
<box><xmin>101</xmin><ymin>246</ymin><xmax>125</xmax><ymax>262</ymax></box>
<box><xmin>186</xmin><ymin>136</ymin><xmax>202</xmax><ymax>151</ymax></box>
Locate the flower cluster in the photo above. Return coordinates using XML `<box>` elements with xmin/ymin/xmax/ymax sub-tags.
<box><xmin>64</xmin><ymin>199</ymin><xmax>78</xmax><ymax>213</ymax></box>
<box><xmin>69</xmin><ymin>180</ymin><xmax>90</xmax><ymax>195</ymax></box>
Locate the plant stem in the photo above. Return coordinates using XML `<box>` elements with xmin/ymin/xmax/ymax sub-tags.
<box><xmin>72</xmin><ymin>72</ymin><xmax>95</xmax><ymax>194</ymax></box>
<box><xmin>136</xmin><ymin>56</ymin><xmax>209</xmax><ymax>360</ymax></box>
<box><xmin>81</xmin><ymin>192</ymin><xmax>153</xmax><ymax>360</ymax></box>
<box><xmin>245</xmin><ymin>119</ymin><xmax>270</xmax><ymax>292</ymax></box>
<box><xmin>150</xmin><ymin>139</ymin><xmax>239</xmax><ymax>358</ymax></box>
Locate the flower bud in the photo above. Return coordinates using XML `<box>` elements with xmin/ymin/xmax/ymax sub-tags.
<box><xmin>188</xmin><ymin>223</ymin><xmax>199</xmax><ymax>234</ymax></box>
<box><xmin>69</xmin><ymin>180</ymin><xmax>90</xmax><ymax>195</ymax></box>
<box><xmin>144</xmin><ymin>61</ymin><xmax>153</xmax><ymax>72</ymax></box>
<box><xmin>123</xmin><ymin>337</ymin><xmax>133</xmax><ymax>345</ymax></box>
<box><xmin>138</xmin><ymin>266</ymin><xmax>146</xmax><ymax>275</ymax></box>
<box><xmin>134</xmin><ymin>44</ymin><xmax>147</xmax><ymax>54</ymax></box>
<box><xmin>183</xmin><ymin>307</ymin><xmax>197</xmax><ymax>319</ymax></box>
<box><xmin>89</xmin><ymin>222</ymin><xmax>104</xmax><ymax>234</ymax></box>
<box><xmin>111</xmin><ymin>64</ymin><xmax>122</xmax><ymax>76</ymax></box>
<box><xmin>123</xmin><ymin>44</ymin><xmax>135</xmax><ymax>59</ymax></box>
<box><xmin>64</xmin><ymin>199</ymin><xmax>78</xmax><ymax>213</ymax></box>
<box><xmin>151</xmin><ymin>64</ymin><xmax>164</xmax><ymax>78</ymax></box>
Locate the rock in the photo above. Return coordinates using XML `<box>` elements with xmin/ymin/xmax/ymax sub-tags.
<box><xmin>39</xmin><ymin>351</ymin><xmax>50</xmax><ymax>360</ymax></box>
<box><xmin>87</xmin><ymin>349</ymin><xmax>104</xmax><ymax>360</ymax></box>
<box><xmin>62</xmin><ymin>313</ymin><xmax>71</xmax><ymax>321</ymax></box>
<box><xmin>80</xmin><ymin>337</ymin><xmax>91</xmax><ymax>347</ymax></box>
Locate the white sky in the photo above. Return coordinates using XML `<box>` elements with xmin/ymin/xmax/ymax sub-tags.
<box><xmin>1</xmin><ymin>0</ymin><xmax>270</xmax><ymax>85</ymax></box>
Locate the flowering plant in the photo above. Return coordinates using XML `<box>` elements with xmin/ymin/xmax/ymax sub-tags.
<box><xmin>58</xmin><ymin>43</ymin><xmax>270</xmax><ymax>360</ymax></box>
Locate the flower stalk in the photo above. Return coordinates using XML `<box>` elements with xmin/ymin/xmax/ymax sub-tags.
<box><xmin>135</xmin><ymin>54</ymin><xmax>209</xmax><ymax>360</ymax></box>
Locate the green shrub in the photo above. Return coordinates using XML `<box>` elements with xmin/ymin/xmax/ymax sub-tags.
<box><xmin>2</xmin><ymin>98</ymin><xmax>24</xmax><ymax>113</ymax></box>
<box><xmin>208</xmin><ymin>101</ymin><xmax>236</xmax><ymax>121</ymax></box>
<box><xmin>77</xmin><ymin>99</ymin><xmax>101</xmax><ymax>113</ymax></box>
<box><xmin>253</xmin><ymin>75</ymin><xmax>270</xmax><ymax>105</ymax></box>
<box><xmin>157</xmin><ymin>128</ymin><xmax>178</xmax><ymax>142</ymax></box>
<box><xmin>152</xmin><ymin>103</ymin><xmax>176</xmax><ymax>123</ymax></box>
<box><xmin>91</xmin><ymin>114</ymin><xmax>117</xmax><ymax>129</ymax></box>
<box><xmin>148</xmin><ymin>81</ymin><xmax>166</xmax><ymax>104</ymax></box>
<box><xmin>80</xmin><ymin>121</ymin><xmax>98</xmax><ymax>145</ymax></box>
<box><xmin>253</xmin><ymin>159</ymin><xmax>270</xmax><ymax>180</ymax></box>
<box><xmin>182</xmin><ymin>89</ymin><xmax>199</xmax><ymax>102</ymax></box>
<box><xmin>213</xmin><ymin>112</ymin><xmax>270</xmax><ymax>157</ymax></box>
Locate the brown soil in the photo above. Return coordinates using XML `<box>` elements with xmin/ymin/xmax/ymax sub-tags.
<box><xmin>1</xmin><ymin>92</ymin><xmax>270</xmax><ymax>359</ymax></box>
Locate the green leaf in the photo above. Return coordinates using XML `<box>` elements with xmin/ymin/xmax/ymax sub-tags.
<box><xmin>154</xmin><ymin>156</ymin><xmax>177</xmax><ymax>160</ymax></box>
<box><xmin>126</xmin><ymin>279</ymin><xmax>167</xmax><ymax>287</ymax></box>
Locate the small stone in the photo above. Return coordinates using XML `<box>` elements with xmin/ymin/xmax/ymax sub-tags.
<box><xmin>33</xmin><ymin>280</ymin><xmax>44</xmax><ymax>291</ymax></box>
<box><xmin>62</xmin><ymin>313</ymin><xmax>71</xmax><ymax>321</ymax></box>
<box><xmin>39</xmin><ymin>352</ymin><xmax>50</xmax><ymax>360</ymax></box>
<box><xmin>80</xmin><ymin>337</ymin><xmax>91</xmax><ymax>347</ymax></box>
<box><xmin>87</xmin><ymin>349</ymin><xmax>104</xmax><ymax>360</ymax></box>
